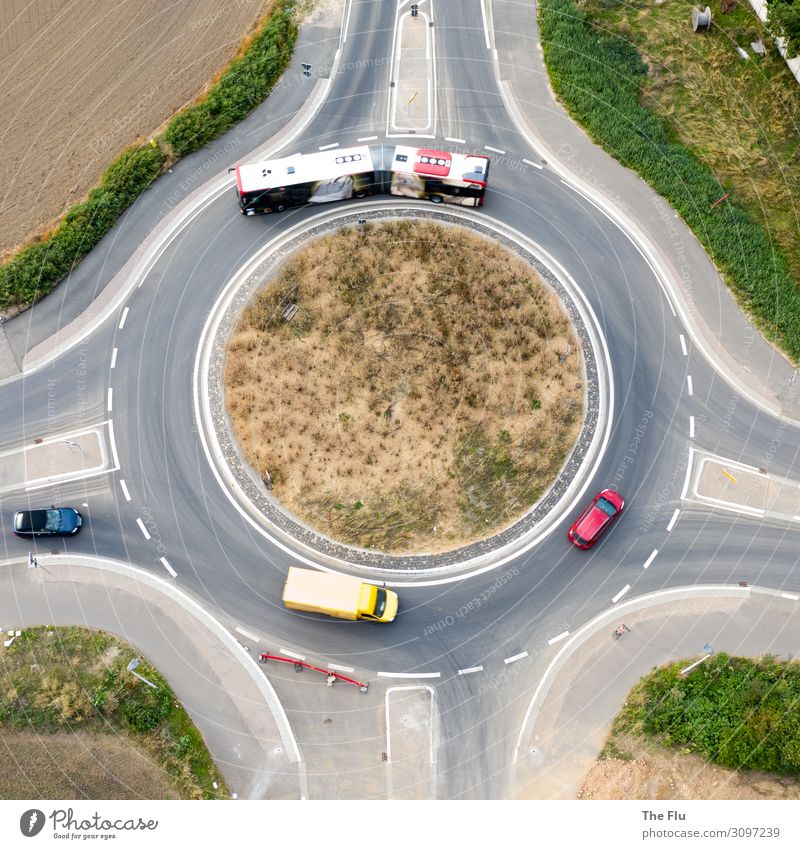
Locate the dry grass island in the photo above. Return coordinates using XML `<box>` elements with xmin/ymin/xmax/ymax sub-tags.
<box><xmin>225</xmin><ymin>221</ymin><xmax>585</xmax><ymax>553</ymax></box>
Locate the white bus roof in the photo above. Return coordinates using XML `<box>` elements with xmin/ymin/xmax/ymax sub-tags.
<box><xmin>391</xmin><ymin>145</ymin><xmax>489</xmax><ymax>187</ymax></box>
<box><xmin>237</xmin><ymin>145</ymin><xmax>376</xmax><ymax>193</ymax></box>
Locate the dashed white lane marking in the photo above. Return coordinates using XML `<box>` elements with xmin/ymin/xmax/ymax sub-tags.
<box><xmin>642</xmin><ymin>549</ymin><xmax>659</xmax><ymax>570</ymax></box>
<box><xmin>280</xmin><ymin>648</ymin><xmax>306</xmax><ymax>661</ymax></box>
<box><xmin>679</xmin><ymin>334</ymin><xmax>687</xmax><ymax>356</ymax></box>
<box><xmin>106</xmin><ymin>388</ymin><xmax>113</xmax><ymax>412</ymax></box>
<box><xmin>328</xmin><ymin>663</ymin><xmax>355</xmax><ymax>673</ymax></box>
<box><xmin>781</xmin><ymin>593</ymin><xmax>799</xmax><ymax>601</ymax></box>
<box><xmin>484</xmin><ymin>145</ymin><xmax>506</xmax><ymax>154</ymax></box>
<box><xmin>547</xmin><ymin>631</ymin><xmax>569</xmax><ymax>645</ymax></box>
<box><xmin>318</xmin><ymin>142</ymin><xmax>338</xmax><ymax>150</ymax></box>
<box><xmin>523</xmin><ymin>158</ymin><xmax>543</xmax><ymax>169</ymax></box>
<box><xmin>457</xmin><ymin>666</ymin><xmax>484</xmax><ymax>675</ymax></box>
<box><xmin>445</xmin><ymin>136</ymin><xmax>466</xmax><ymax>145</ymax></box>
<box><xmin>612</xmin><ymin>584</ymin><xmax>631</xmax><ymax>603</ymax></box>
<box><xmin>687</xmin><ymin>375</ymin><xmax>694</xmax><ymax>396</ymax></box>
<box><xmin>504</xmin><ymin>651</ymin><xmax>529</xmax><ymax>664</ymax></box>
<box><xmin>110</xmin><ymin>348</ymin><xmax>118</xmax><ymax>369</ymax></box>
<box><xmin>160</xmin><ymin>556</ymin><xmax>177</xmax><ymax>578</ymax></box>
<box><xmin>689</xmin><ymin>415</ymin><xmax>695</xmax><ymax>439</ymax></box>
<box><xmin>119</xmin><ymin>479</ymin><xmax>131</xmax><ymax>501</ymax></box>
<box><xmin>666</xmin><ymin>508</ymin><xmax>681</xmax><ymax>532</ymax></box>
<box><xmin>357</xmin><ymin>135</ymin><xmax>377</xmax><ymax>142</ymax></box>
<box><xmin>378</xmin><ymin>671</ymin><xmax>441</xmax><ymax>679</ymax></box>
<box><xmin>234</xmin><ymin>626</ymin><xmax>260</xmax><ymax>642</ymax></box>
<box><xmin>118</xmin><ymin>307</ymin><xmax>129</xmax><ymax>330</ymax></box>
<box><xmin>136</xmin><ymin>518</ymin><xmax>151</xmax><ymax>540</ymax></box>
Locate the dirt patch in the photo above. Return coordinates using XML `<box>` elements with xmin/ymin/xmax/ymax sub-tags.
<box><xmin>0</xmin><ymin>727</ymin><xmax>180</xmax><ymax>799</ymax></box>
<box><xmin>0</xmin><ymin>0</ymin><xmax>272</xmax><ymax>259</ymax></box>
<box><xmin>579</xmin><ymin>734</ymin><xmax>800</xmax><ymax>800</ymax></box>
<box><xmin>225</xmin><ymin>220</ymin><xmax>584</xmax><ymax>553</ymax></box>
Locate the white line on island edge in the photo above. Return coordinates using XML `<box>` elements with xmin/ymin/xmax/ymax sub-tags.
<box><xmin>667</xmin><ymin>508</ymin><xmax>681</xmax><ymax>531</ymax></box>
<box><xmin>106</xmin><ymin>388</ymin><xmax>113</xmax><ymax>412</ymax></box>
<box><xmin>159</xmin><ymin>557</ymin><xmax>177</xmax><ymax>578</ymax></box>
<box><xmin>612</xmin><ymin>584</ymin><xmax>631</xmax><ymax>603</ymax></box>
<box><xmin>318</xmin><ymin>142</ymin><xmax>338</xmax><ymax>150</ymax></box>
<box><xmin>378</xmin><ymin>671</ymin><xmax>441</xmax><ymax>679</ymax></box>
<box><xmin>781</xmin><ymin>592</ymin><xmax>799</xmax><ymax>601</ymax></box>
<box><xmin>119</xmin><ymin>479</ymin><xmax>131</xmax><ymax>502</ymax></box>
<box><xmin>458</xmin><ymin>666</ymin><xmax>484</xmax><ymax>675</ymax></box>
<box><xmin>445</xmin><ymin>136</ymin><xmax>466</xmax><ymax>145</ymax></box>
<box><xmin>642</xmin><ymin>549</ymin><xmax>659</xmax><ymax>570</ymax></box>
<box><xmin>522</xmin><ymin>158</ymin><xmax>543</xmax><ymax>170</ymax></box>
<box><xmin>689</xmin><ymin>415</ymin><xmax>695</xmax><ymax>439</ymax></box>
<box><xmin>118</xmin><ymin>308</ymin><xmax>129</xmax><ymax>330</ymax></box>
<box><xmin>356</xmin><ymin>135</ymin><xmax>377</xmax><ymax>142</ymax></box>
<box><xmin>679</xmin><ymin>334</ymin><xmax>687</xmax><ymax>356</ymax></box>
<box><xmin>280</xmin><ymin>648</ymin><xmax>306</xmax><ymax>661</ymax></box>
<box><xmin>136</xmin><ymin>518</ymin><xmax>151</xmax><ymax>540</ymax></box>
<box><xmin>547</xmin><ymin>631</ymin><xmax>569</xmax><ymax>645</ymax></box>
<box><xmin>504</xmin><ymin>651</ymin><xmax>529</xmax><ymax>664</ymax></box>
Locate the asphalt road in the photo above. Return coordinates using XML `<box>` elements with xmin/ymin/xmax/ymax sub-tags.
<box><xmin>2</xmin><ymin>0</ymin><xmax>800</xmax><ymax>799</ymax></box>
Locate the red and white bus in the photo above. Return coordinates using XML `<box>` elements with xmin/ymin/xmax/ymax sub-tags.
<box><xmin>234</xmin><ymin>144</ymin><xmax>490</xmax><ymax>214</ymax></box>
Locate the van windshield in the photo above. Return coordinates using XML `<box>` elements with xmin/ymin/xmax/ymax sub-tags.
<box><xmin>373</xmin><ymin>588</ymin><xmax>387</xmax><ymax>618</ymax></box>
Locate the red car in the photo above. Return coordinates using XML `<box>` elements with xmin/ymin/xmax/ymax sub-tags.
<box><xmin>568</xmin><ymin>489</ymin><xmax>624</xmax><ymax>549</ymax></box>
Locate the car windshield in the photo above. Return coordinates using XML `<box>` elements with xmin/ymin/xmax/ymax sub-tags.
<box><xmin>373</xmin><ymin>588</ymin><xmax>386</xmax><ymax>618</ymax></box>
<box><xmin>573</xmin><ymin>532</ymin><xmax>589</xmax><ymax>546</ymax></box>
<box><xmin>44</xmin><ymin>509</ymin><xmax>63</xmax><ymax>531</ymax></box>
<box><xmin>596</xmin><ymin>497</ymin><xmax>618</xmax><ymax>517</ymax></box>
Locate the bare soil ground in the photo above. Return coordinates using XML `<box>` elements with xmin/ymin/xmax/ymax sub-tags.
<box><xmin>579</xmin><ymin>733</ymin><xmax>800</xmax><ymax>800</ymax></box>
<box><xmin>226</xmin><ymin>220</ymin><xmax>584</xmax><ymax>553</ymax></box>
<box><xmin>0</xmin><ymin>0</ymin><xmax>272</xmax><ymax>259</ymax></box>
<box><xmin>0</xmin><ymin>728</ymin><xmax>180</xmax><ymax>799</ymax></box>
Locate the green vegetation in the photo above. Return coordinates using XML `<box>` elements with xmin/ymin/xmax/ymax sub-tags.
<box><xmin>767</xmin><ymin>0</ymin><xmax>800</xmax><ymax>57</ymax></box>
<box><xmin>539</xmin><ymin>0</ymin><xmax>800</xmax><ymax>360</ymax></box>
<box><xmin>0</xmin><ymin>626</ymin><xmax>228</xmax><ymax>798</ymax></box>
<box><xmin>0</xmin><ymin>2</ymin><xmax>297</xmax><ymax>312</ymax></box>
<box><xmin>614</xmin><ymin>654</ymin><xmax>800</xmax><ymax>775</ymax></box>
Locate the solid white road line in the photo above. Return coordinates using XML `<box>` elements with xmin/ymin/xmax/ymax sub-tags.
<box><xmin>479</xmin><ymin>0</ymin><xmax>491</xmax><ymax>49</ymax></box>
<box><xmin>378</xmin><ymin>671</ymin><xmax>441</xmax><ymax>679</ymax></box>
<box><xmin>458</xmin><ymin>666</ymin><xmax>484</xmax><ymax>675</ymax></box>
<box><xmin>612</xmin><ymin>584</ymin><xmax>631</xmax><ymax>603</ymax></box>
<box><xmin>159</xmin><ymin>557</ymin><xmax>177</xmax><ymax>578</ymax></box>
<box><xmin>484</xmin><ymin>145</ymin><xmax>506</xmax><ymax>154</ymax></box>
<box><xmin>547</xmin><ymin>631</ymin><xmax>569</xmax><ymax>645</ymax></box>
<box><xmin>642</xmin><ymin>549</ymin><xmax>659</xmax><ymax>570</ymax></box>
<box><xmin>106</xmin><ymin>388</ymin><xmax>113</xmax><ymax>412</ymax></box>
<box><xmin>687</xmin><ymin>375</ymin><xmax>694</xmax><ymax>396</ymax></box>
<box><xmin>234</xmin><ymin>626</ymin><xmax>260</xmax><ymax>642</ymax></box>
<box><xmin>445</xmin><ymin>136</ymin><xmax>466</xmax><ymax>145</ymax></box>
<box><xmin>357</xmin><ymin>135</ymin><xmax>377</xmax><ymax>142</ymax></box>
<box><xmin>328</xmin><ymin>663</ymin><xmax>355</xmax><ymax>673</ymax></box>
<box><xmin>679</xmin><ymin>334</ymin><xmax>687</xmax><ymax>356</ymax></box>
<box><xmin>107</xmin><ymin>419</ymin><xmax>120</xmax><ymax>469</ymax></box>
<box><xmin>504</xmin><ymin>651</ymin><xmax>529</xmax><ymax>664</ymax></box>
<box><xmin>781</xmin><ymin>593</ymin><xmax>799</xmax><ymax>601</ymax></box>
<box><xmin>119</xmin><ymin>479</ymin><xmax>131</xmax><ymax>501</ymax></box>
<box><xmin>318</xmin><ymin>142</ymin><xmax>338</xmax><ymax>150</ymax></box>
<box><xmin>110</xmin><ymin>348</ymin><xmax>118</xmax><ymax>369</ymax></box>
<box><xmin>680</xmin><ymin>448</ymin><xmax>695</xmax><ymax>500</ymax></box>
<box><xmin>118</xmin><ymin>307</ymin><xmax>129</xmax><ymax>330</ymax></box>
<box><xmin>280</xmin><ymin>648</ymin><xmax>306</xmax><ymax>661</ymax></box>
<box><xmin>666</xmin><ymin>508</ymin><xmax>681</xmax><ymax>531</ymax></box>
<box><xmin>689</xmin><ymin>415</ymin><xmax>695</xmax><ymax>438</ymax></box>
<box><xmin>136</xmin><ymin>518</ymin><xmax>151</xmax><ymax>540</ymax></box>
<box><xmin>523</xmin><ymin>158</ymin><xmax>543</xmax><ymax>169</ymax></box>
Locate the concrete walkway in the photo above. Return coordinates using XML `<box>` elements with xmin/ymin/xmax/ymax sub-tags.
<box><xmin>0</xmin><ymin>555</ymin><xmax>305</xmax><ymax>799</ymax></box>
<box><xmin>492</xmin><ymin>0</ymin><xmax>800</xmax><ymax>423</ymax></box>
<box><xmin>511</xmin><ymin>586</ymin><xmax>800</xmax><ymax>798</ymax></box>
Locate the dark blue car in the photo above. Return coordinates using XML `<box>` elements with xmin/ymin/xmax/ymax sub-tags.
<box><xmin>13</xmin><ymin>507</ymin><xmax>82</xmax><ymax>537</ymax></box>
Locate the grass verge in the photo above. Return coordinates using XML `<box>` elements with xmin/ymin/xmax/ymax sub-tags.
<box><xmin>539</xmin><ymin>0</ymin><xmax>800</xmax><ymax>360</ymax></box>
<box><xmin>0</xmin><ymin>626</ymin><xmax>228</xmax><ymax>799</ymax></box>
<box><xmin>0</xmin><ymin>1</ymin><xmax>297</xmax><ymax>312</ymax></box>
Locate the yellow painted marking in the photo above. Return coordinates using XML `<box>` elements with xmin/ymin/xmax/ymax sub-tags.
<box><xmin>722</xmin><ymin>469</ymin><xmax>737</xmax><ymax>483</ymax></box>
<box><xmin>408</xmin><ymin>91</ymin><xmax>418</xmax><ymax>105</ymax></box>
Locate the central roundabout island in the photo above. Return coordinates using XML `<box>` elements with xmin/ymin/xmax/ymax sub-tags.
<box><xmin>223</xmin><ymin>218</ymin><xmax>586</xmax><ymax>556</ymax></box>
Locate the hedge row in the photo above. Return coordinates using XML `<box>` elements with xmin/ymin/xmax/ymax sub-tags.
<box><xmin>618</xmin><ymin>654</ymin><xmax>800</xmax><ymax>775</ymax></box>
<box><xmin>539</xmin><ymin>0</ymin><xmax>800</xmax><ymax>361</ymax></box>
<box><xmin>0</xmin><ymin>2</ymin><xmax>297</xmax><ymax>311</ymax></box>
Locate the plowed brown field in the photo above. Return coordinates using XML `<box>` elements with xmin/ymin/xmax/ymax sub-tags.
<box><xmin>0</xmin><ymin>0</ymin><xmax>270</xmax><ymax>259</ymax></box>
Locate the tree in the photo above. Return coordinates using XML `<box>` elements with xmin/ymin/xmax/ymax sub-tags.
<box><xmin>767</xmin><ymin>0</ymin><xmax>800</xmax><ymax>59</ymax></box>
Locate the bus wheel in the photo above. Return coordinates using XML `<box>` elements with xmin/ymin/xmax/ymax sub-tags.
<box><xmin>275</xmin><ymin>204</ymin><xmax>286</xmax><ymax>212</ymax></box>
<box><xmin>431</xmin><ymin>195</ymin><xmax>443</xmax><ymax>204</ymax></box>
